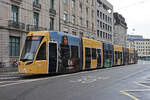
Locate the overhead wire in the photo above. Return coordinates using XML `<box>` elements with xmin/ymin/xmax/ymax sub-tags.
<box><xmin>116</xmin><ymin>0</ymin><xmax>149</xmax><ymax>11</ymax></box>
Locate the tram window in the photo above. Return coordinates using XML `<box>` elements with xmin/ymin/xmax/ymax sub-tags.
<box><xmin>115</xmin><ymin>51</ymin><xmax>117</xmax><ymax>57</ymax></box>
<box><xmin>85</xmin><ymin>48</ymin><xmax>91</xmax><ymax>57</ymax></box>
<box><xmin>92</xmin><ymin>48</ymin><xmax>96</xmax><ymax>59</ymax></box>
<box><xmin>36</xmin><ymin>42</ymin><xmax>46</xmax><ymax>60</ymax></box>
<box><xmin>106</xmin><ymin>51</ymin><xmax>109</xmax><ymax>58</ymax></box>
<box><xmin>108</xmin><ymin>50</ymin><xmax>112</xmax><ymax>58</ymax></box>
<box><xmin>71</xmin><ymin>46</ymin><xmax>78</xmax><ymax>58</ymax></box>
<box><xmin>97</xmin><ymin>49</ymin><xmax>101</xmax><ymax>54</ymax></box>
<box><xmin>60</xmin><ymin>44</ymin><xmax>70</xmax><ymax>59</ymax></box>
<box><xmin>115</xmin><ymin>51</ymin><xmax>117</xmax><ymax>64</ymax></box>
<box><xmin>120</xmin><ymin>52</ymin><xmax>122</xmax><ymax>59</ymax></box>
<box><xmin>118</xmin><ymin>52</ymin><xmax>120</xmax><ymax>58</ymax></box>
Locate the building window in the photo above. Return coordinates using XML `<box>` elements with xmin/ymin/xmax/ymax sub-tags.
<box><xmin>103</xmin><ymin>32</ymin><xmax>105</xmax><ymax>38</ymax></box>
<box><xmin>103</xmin><ymin>13</ymin><xmax>105</xmax><ymax>20</ymax></box>
<box><xmin>97</xmin><ymin>20</ymin><xmax>99</xmax><ymax>27</ymax></box>
<box><xmin>72</xmin><ymin>15</ymin><xmax>75</xmax><ymax>24</ymax></box>
<box><xmin>105</xmin><ymin>24</ymin><xmax>107</xmax><ymax>30</ymax></box>
<box><xmin>108</xmin><ymin>34</ymin><xmax>110</xmax><ymax>39</ymax></box>
<box><xmin>34</xmin><ymin>0</ymin><xmax>39</xmax><ymax>4</ymax></box>
<box><xmin>11</xmin><ymin>5</ymin><xmax>19</xmax><ymax>23</ymax></box>
<box><xmin>106</xmin><ymin>33</ymin><xmax>108</xmax><ymax>39</ymax></box>
<box><xmin>110</xmin><ymin>35</ymin><xmax>112</xmax><ymax>40</ymax></box>
<box><xmin>92</xmin><ymin>10</ymin><xmax>94</xmax><ymax>18</ymax></box>
<box><xmin>103</xmin><ymin>23</ymin><xmax>105</xmax><ymax>29</ymax></box>
<box><xmin>97</xmin><ymin>10</ymin><xmax>99</xmax><ymax>17</ymax></box>
<box><xmin>79</xmin><ymin>2</ymin><xmax>82</xmax><ymax>13</ymax></box>
<box><xmin>105</xmin><ymin>15</ymin><xmax>107</xmax><ymax>22</ymax></box>
<box><xmin>100</xmin><ymin>12</ymin><xmax>102</xmax><ymax>19</ymax></box>
<box><xmin>80</xmin><ymin>17</ymin><xmax>82</xmax><ymax>26</ymax></box>
<box><xmin>100</xmin><ymin>21</ymin><xmax>102</xmax><ymax>28</ymax></box>
<box><xmin>92</xmin><ymin>0</ymin><xmax>94</xmax><ymax>6</ymax></box>
<box><xmin>92</xmin><ymin>23</ymin><xmax>94</xmax><ymax>31</ymax></box>
<box><xmin>86</xmin><ymin>20</ymin><xmax>88</xmax><ymax>28</ymax></box>
<box><xmin>50</xmin><ymin>17</ymin><xmax>54</xmax><ymax>30</ymax></box>
<box><xmin>33</xmin><ymin>12</ymin><xmax>39</xmax><ymax>26</ymax></box>
<box><xmin>50</xmin><ymin>0</ymin><xmax>54</xmax><ymax>9</ymax></box>
<box><xmin>72</xmin><ymin>0</ymin><xmax>75</xmax><ymax>8</ymax></box>
<box><xmin>100</xmin><ymin>31</ymin><xmax>102</xmax><ymax>38</ymax></box>
<box><xmin>9</xmin><ymin>37</ymin><xmax>20</xmax><ymax>56</ymax></box>
<box><xmin>97</xmin><ymin>30</ymin><xmax>99</xmax><ymax>37</ymax></box>
<box><xmin>64</xmin><ymin>11</ymin><xmax>68</xmax><ymax>21</ymax></box>
<box><xmin>64</xmin><ymin>0</ymin><xmax>67</xmax><ymax>4</ymax></box>
<box><xmin>86</xmin><ymin>7</ymin><xmax>88</xmax><ymax>18</ymax></box>
<box><xmin>110</xmin><ymin>26</ymin><xmax>112</xmax><ymax>32</ymax></box>
<box><xmin>108</xmin><ymin>26</ymin><xmax>111</xmax><ymax>32</ymax></box>
<box><xmin>110</xmin><ymin>18</ymin><xmax>112</xmax><ymax>24</ymax></box>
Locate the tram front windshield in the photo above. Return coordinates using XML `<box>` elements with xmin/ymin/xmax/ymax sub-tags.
<box><xmin>20</xmin><ymin>36</ymin><xmax>43</xmax><ymax>62</ymax></box>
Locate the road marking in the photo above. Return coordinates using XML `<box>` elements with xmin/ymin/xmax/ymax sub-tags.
<box><xmin>0</xmin><ymin>81</ymin><xmax>19</xmax><ymax>84</ymax></box>
<box><xmin>120</xmin><ymin>90</ymin><xmax>140</xmax><ymax>100</ymax></box>
<box><xmin>0</xmin><ymin>77</ymin><xmax>49</xmax><ymax>88</ymax></box>
<box><xmin>0</xmin><ymin>71</ymin><xmax>107</xmax><ymax>88</ymax></box>
<box><xmin>0</xmin><ymin>71</ymin><xmax>94</xmax><ymax>88</ymax></box>
<box><xmin>0</xmin><ymin>77</ymin><xmax>19</xmax><ymax>80</ymax></box>
<box><xmin>146</xmin><ymin>78</ymin><xmax>150</xmax><ymax>81</ymax></box>
<box><xmin>121</xmin><ymin>89</ymin><xmax>150</xmax><ymax>92</ymax></box>
<box><xmin>120</xmin><ymin>81</ymin><xmax>150</xmax><ymax>100</ymax></box>
<box><xmin>136</xmin><ymin>82</ymin><xmax>150</xmax><ymax>88</ymax></box>
<box><xmin>0</xmin><ymin>72</ymin><xmax>18</xmax><ymax>75</ymax></box>
<box><xmin>0</xmin><ymin>64</ymin><xmax>149</xmax><ymax>88</ymax></box>
<box><xmin>70</xmin><ymin>76</ymin><xmax>109</xmax><ymax>84</ymax></box>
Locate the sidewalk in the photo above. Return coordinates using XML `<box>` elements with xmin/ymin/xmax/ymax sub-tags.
<box><xmin>0</xmin><ymin>67</ymin><xmax>18</xmax><ymax>73</ymax></box>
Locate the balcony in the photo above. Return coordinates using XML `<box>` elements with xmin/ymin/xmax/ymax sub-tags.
<box><xmin>33</xmin><ymin>2</ymin><xmax>41</xmax><ymax>11</ymax></box>
<box><xmin>49</xmin><ymin>8</ymin><xmax>56</xmax><ymax>16</ymax></box>
<box><xmin>8</xmin><ymin>20</ymin><xmax>25</xmax><ymax>30</ymax></box>
<box><xmin>26</xmin><ymin>24</ymin><xmax>47</xmax><ymax>31</ymax></box>
<box><xmin>10</xmin><ymin>0</ymin><xmax>23</xmax><ymax>4</ymax></box>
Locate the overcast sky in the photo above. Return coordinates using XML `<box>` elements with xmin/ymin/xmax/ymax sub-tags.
<box><xmin>107</xmin><ymin>0</ymin><xmax>150</xmax><ymax>38</ymax></box>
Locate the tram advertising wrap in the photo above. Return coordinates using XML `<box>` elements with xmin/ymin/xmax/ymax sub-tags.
<box><xmin>18</xmin><ymin>31</ymin><xmax>138</xmax><ymax>74</ymax></box>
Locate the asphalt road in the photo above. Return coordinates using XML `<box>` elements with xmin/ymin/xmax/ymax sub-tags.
<box><xmin>1</xmin><ymin>61</ymin><xmax>150</xmax><ymax>100</ymax></box>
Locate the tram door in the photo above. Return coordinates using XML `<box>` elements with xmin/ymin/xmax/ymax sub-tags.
<box><xmin>97</xmin><ymin>49</ymin><xmax>101</xmax><ymax>68</ymax></box>
<box><xmin>48</xmin><ymin>42</ymin><xmax>58</xmax><ymax>73</ymax></box>
<box><xmin>85</xmin><ymin>47</ymin><xmax>91</xmax><ymax>69</ymax></box>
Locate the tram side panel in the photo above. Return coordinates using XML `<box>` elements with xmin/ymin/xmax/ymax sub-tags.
<box><xmin>49</xmin><ymin>31</ymin><xmax>82</xmax><ymax>73</ymax></box>
<box><xmin>103</xmin><ymin>43</ymin><xmax>113</xmax><ymax>68</ymax></box>
<box><xmin>123</xmin><ymin>48</ymin><xmax>129</xmax><ymax>65</ymax></box>
<box><xmin>82</xmin><ymin>38</ymin><xmax>103</xmax><ymax>70</ymax></box>
<box><xmin>113</xmin><ymin>45</ymin><xmax>123</xmax><ymax>66</ymax></box>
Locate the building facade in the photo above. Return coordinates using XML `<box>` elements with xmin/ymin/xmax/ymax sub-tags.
<box><xmin>127</xmin><ymin>39</ymin><xmax>150</xmax><ymax>60</ymax></box>
<box><xmin>127</xmin><ymin>34</ymin><xmax>143</xmax><ymax>40</ymax></box>
<box><xmin>96</xmin><ymin>0</ymin><xmax>113</xmax><ymax>44</ymax></box>
<box><xmin>126</xmin><ymin>40</ymin><xmax>135</xmax><ymax>49</ymax></box>
<box><xmin>60</xmin><ymin>0</ymin><xmax>96</xmax><ymax>38</ymax></box>
<box><xmin>0</xmin><ymin>0</ymin><xmax>97</xmax><ymax>67</ymax></box>
<box><xmin>113</xmin><ymin>13</ymin><xmax>127</xmax><ymax>47</ymax></box>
